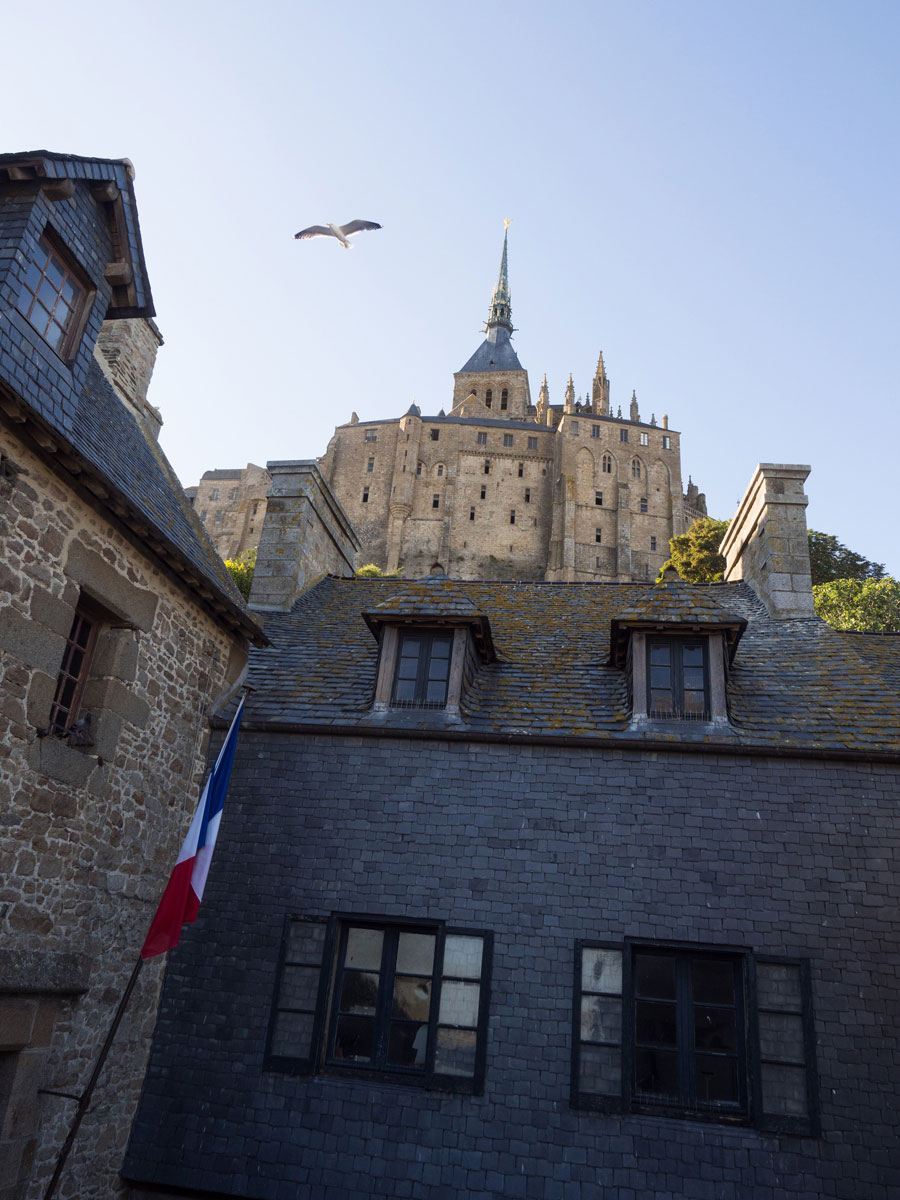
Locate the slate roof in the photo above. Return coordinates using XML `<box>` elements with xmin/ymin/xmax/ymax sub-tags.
<box><xmin>236</xmin><ymin>577</ymin><xmax>900</xmax><ymax>753</ymax></box>
<box><xmin>201</xmin><ymin>468</ymin><xmax>243</xmax><ymax>481</ymax></box>
<box><xmin>458</xmin><ymin>328</ymin><xmax>524</xmax><ymax>374</ymax></box>
<box><xmin>609</xmin><ymin>577</ymin><xmax>747</xmax><ymax>664</ymax></box>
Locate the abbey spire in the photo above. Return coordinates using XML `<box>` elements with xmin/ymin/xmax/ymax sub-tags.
<box><xmin>485</xmin><ymin>221</ymin><xmax>513</xmax><ymax>339</ymax></box>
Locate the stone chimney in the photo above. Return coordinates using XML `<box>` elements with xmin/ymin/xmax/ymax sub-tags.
<box><xmin>94</xmin><ymin>317</ymin><xmax>164</xmax><ymax>440</ymax></box>
<box><xmin>249</xmin><ymin>461</ymin><xmax>360</xmax><ymax>612</ymax></box>
<box><xmin>720</xmin><ymin>463</ymin><xmax>814</xmax><ymax>618</ymax></box>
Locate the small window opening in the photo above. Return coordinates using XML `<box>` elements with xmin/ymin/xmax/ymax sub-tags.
<box><xmin>362</xmin><ymin>487</ymin><xmax>369</xmax><ymax>503</ymax></box>
<box><xmin>595</xmin><ymin>491</ymin><xmax>603</xmax><ymax>506</ymax></box>
<box><xmin>500</xmin><ymin>389</ymin><xmax>508</xmax><ymax>410</ymax></box>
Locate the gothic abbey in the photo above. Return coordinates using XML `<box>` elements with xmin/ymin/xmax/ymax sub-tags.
<box><xmin>319</xmin><ymin>229</ymin><xmax>707</xmax><ymax>581</ymax></box>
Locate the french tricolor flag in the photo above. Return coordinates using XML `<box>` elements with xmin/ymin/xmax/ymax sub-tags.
<box><xmin>141</xmin><ymin>698</ymin><xmax>244</xmax><ymax>959</ymax></box>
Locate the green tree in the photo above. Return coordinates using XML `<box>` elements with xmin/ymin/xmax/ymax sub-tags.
<box><xmin>224</xmin><ymin>548</ymin><xmax>257</xmax><ymax>601</ymax></box>
<box><xmin>807</xmin><ymin>531</ymin><xmax>885</xmax><ymax>586</ymax></box>
<box><xmin>813</xmin><ymin>577</ymin><xmax>900</xmax><ymax>632</ymax></box>
<box><xmin>661</xmin><ymin>518</ymin><xmax>730</xmax><ymax>583</ymax></box>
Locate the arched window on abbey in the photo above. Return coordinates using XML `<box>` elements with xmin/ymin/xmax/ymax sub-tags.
<box><xmin>602</xmin><ymin>454</ymin><xmax>613</xmax><ymax>474</ymax></box>
<box><xmin>500</xmin><ymin>389</ymin><xmax>509</xmax><ymax>411</ymax></box>
<box><xmin>485</xmin><ymin>389</ymin><xmax>493</xmax><ymax>409</ymax></box>
<box><xmin>632</xmin><ymin>459</ymin><xmax>642</xmax><ymax>479</ymax></box>
<box><xmin>416</xmin><ymin>462</ymin><xmax>424</xmax><ymax>477</ymax></box>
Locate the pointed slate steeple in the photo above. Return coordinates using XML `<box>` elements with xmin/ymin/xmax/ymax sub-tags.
<box><xmin>458</xmin><ymin>222</ymin><xmax>523</xmax><ymax>374</ymax></box>
<box><xmin>486</xmin><ymin>222</ymin><xmax>513</xmax><ymax>337</ymax></box>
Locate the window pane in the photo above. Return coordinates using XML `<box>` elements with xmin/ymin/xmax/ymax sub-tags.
<box><xmin>693</xmin><ymin>1006</ymin><xmax>737</xmax><ymax>1052</ymax></box>
<box><xmin>683</xmin><ymin>690</ymin><xmax>707</xmax><ymax>715</ymax></box>
<box><xmin>425</xmin><ymin>680</ymin><xmax>448</xmax><ymax>703</ymax></box>
<box><xmin>428</xmin><ymin>656</ymin><xmax>449</xmax><ymax>680</ymax></box>
<box><xmin>682</xmin><ymin>646</ymin><xmax>704</xmax><ymax>667</ymax></box>
<box><xmin>392</xmin><ymin>976</ymin><xmax>431</xmax><ymax>1021</ymax></box>
<box><xmin>579</xmin><ymin>1044</ymin><xmax>620</xmax><ymax>1095</ymax></box>
<box><xmin>45</xmin><ymin>322</ymin><xmax>66</xmax><ymax>352</ymax></box>
<box><xmin>649</xmin><ymin>644</ymin><xmax>672</xmax><ymax>666</ymax></box>
<box><xmin>758</xmin><ymin>1012</ymin><xmax>805</xmax><ymax>1064</ymax></box>
<box><xmin>287</xmin><ymin>920</ymin><xmax>326</xmax><ymax>962</ymax></box>
<box><xmin>345</xmin><ymin>927</ymin><xmax>383</xmax><ymax>970</ymax></box>
<box><xmin>444</xmin><ymin>935</ymin><xmax>483</xmax><ymax>979</ymax></box>
<box><xmin>38</xmin><ymin>277</ymin><xmax>59</xmax><ymax>309</ymax></box>
<box><xmin>635</xmin><ymin>1048</ymin><xmax>678</xmax><ymax>1099</ymax></box>
<box><xmin>59</xmin><ymin>278</ymin><xmax>76</xmax><ymax>304</ymax></box>
<box><xmin>692</xmin><ymin>958</ymin><xmax>735</xmax><ymax>1005</ymax></box>
<box><xmin>649</xmin><ymin>690</ymin><xmax>673</xmax><ymax>713</ymax></box>
<box><xmin>580</xmin><ymin>994</ymin><xmax>621</xmax><ymax>1044</ymax></box>
<box><xmin>397</xmin><ymin>656</ymin><xmax>420</xmax><ymax>679</ymax></box>
<box><xmin>396</xmin><ymin>932</ymin><xmax>435</xmax><ymax>975</ymax></box>
<box><xmin>278</xmin><ymin>965</ymin><xmax>320</xmax><ymax>1011</ymax></box>
<box><xmin>435</xmin><ymin>1027</ymin><xmax>477</xmax><ymax>1077</ymax></box>
<box><xmin>761</xmin><ymin>1062</ymin><xmax>808</xmax><ymax>1116</ymax></box>
<box><xmin>635</xmin><ymin>954</ymin><xmax>676</xmax><ymax>999</ymax></box>
<box><xmin>582</xmin><ymin>948</ymin><xmax>622</xmax><ymax>995</ymax></box>
<box><xmin>683</xmin><ymin>667</ymin><xmax>705</xmax><ymax>691</ymax></box>
<box><xmin>335</xmin><ymin>1015</ymin><xmax>374</xmax><ymax>1062</ymax></box>
<box><xmin>439</xmin><ymin>980</ymin><xmax>480</xmax><ymax>1027</ymax></box>
<box><xmin>649</xmin><ymin>666</ymin><xmax>671</xmax><ymax>688</ymax></box>
<box><xmin>339</xmin><ymin>971</ymin><xmax>379</xmax><ymax>1015</ymax></box>
<box><xmin>635</xmin><ymin>1000</ymin><xmax>677</xmax><ymax>1045</ymax></box>
<box><xmin>430</xmin><ymin>637</ymin><xmax>452</xmax><ymax>660</ymax></box>
<box><xmin>393</xmin><ymin>679</ymin><xmax>416</xmax><ymax>701</ymax></box>
<box><xmin>388</xmin><ymin>1021</ymin><xmax>428</xmax><ymax>1068</ymax></box>
<box><xmin>695</xmin><ymin>1054</ymin><xmax>739</xmax><ymax>1105</ymax></box>
<box><xmin>23</xmin><ymin>260</ymin><xmax>42</xmax><ymax>290</ymax></box>
<box><xmin>271</xmin><ymin>1010</ymin><xmax>314</xmax><ymax>1057</ymax></box>
<box><xmin>45</xmin><ymin>257</ymin><xmax>64</xmax><ymax>288</ymax></box>
<box><xmin>756</xmin><ymin>963</ymin><xmax>802</xmax><ymax>1010</ymax></box>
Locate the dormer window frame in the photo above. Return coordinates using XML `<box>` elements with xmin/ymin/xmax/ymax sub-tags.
<box><xmin>372</xmin><ymin>625</ymin><xmax>469</xmax><ymax>714</ymax></box>
<box><xmin>629</xmin><ymin>629</ymin><xmax>728</xmax><ymax>726</ymax></box>
<box><xmin>16</xmin><ymin>228</ymin><xmax>95</xmax><ymax>363</ymax></box>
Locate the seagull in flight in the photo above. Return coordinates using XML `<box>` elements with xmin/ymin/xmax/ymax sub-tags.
<box><xmin>294</xmin><ymin>220</ymin><xmax>382</xmax><ymax>249</ymax></box>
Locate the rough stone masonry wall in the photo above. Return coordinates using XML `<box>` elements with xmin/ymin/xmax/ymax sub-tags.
<box><xmin>0</xmin><ymin>430</ymin><xmax>241</xmax><ymax>1200</ymax></box>
<box><xmin>124</xmin><ymin>732</ymin><xmax>900</xmax><ymax>1200</ymax></box>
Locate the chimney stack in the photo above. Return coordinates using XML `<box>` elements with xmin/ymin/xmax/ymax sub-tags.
<box><xmin>720</xmin><ymin>464</ymin><xmax>815</xmax><ymax>618</ymax></box>
<box><xmin>248</xmin><ymin>461</ymin><xmax>360</xmax><ymax>612</ymax></box>
<box><xmin>94</xmin><ymin>317</ymin><xmax>164</xmax><ymax>439</ymax></box>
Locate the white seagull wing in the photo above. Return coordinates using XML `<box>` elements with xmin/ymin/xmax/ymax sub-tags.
<box><xmin>294</xmin><ymin>225</ymin><xmax>335</xmax><ymax>240</ymax></box>
<box><xmin>339</xmin><ymin>220</ymin><xmax>382</xmax><ymax>237</ymax></box>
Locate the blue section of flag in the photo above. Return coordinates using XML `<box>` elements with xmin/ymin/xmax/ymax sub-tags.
<box><xmin>197</xmin><ymin>697</ymin><xmax>244</xmax><ymax>847</ymax></box>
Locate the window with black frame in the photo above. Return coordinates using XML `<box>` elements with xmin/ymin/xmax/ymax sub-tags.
<box><xmin>647</xmin><ymin>637</ymin><xmax>709</xmax><ymax>720</ymax></box>
<box><xmin>572</xmin><ymin>940</ymin><xmax>818</xmax><ymax>1134</ymax></box>
<box><xmin>390</xmin><ymin>630</ymin><xmax>453</xmax><ymax>708</ymax></box>
<box><xmin>267</xmin><ymin>917</ymin><xmax>491</xmax><ymax>1093</ymax></box>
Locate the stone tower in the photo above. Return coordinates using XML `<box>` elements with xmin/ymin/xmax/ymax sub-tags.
<box><xmin>318</xmin><ymin>229</ymin><xmax>706</xmax><ymax>580</ymax></box>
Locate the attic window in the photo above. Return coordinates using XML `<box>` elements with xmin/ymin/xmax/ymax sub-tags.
<box><xmin>365</xmin><ymin>430</ymin><xmax>378</xmax><ymax>442</ymax></box>
<box><xmin>647</xmin><ymin>638</ymin><xmax>709</xmax><ymax>720</ymax></box>
<box><xmin>16</xmin><ymin>232</ymin><xmax>91</xmax><ymax>360</ymax></box>
<box><xmin>391</xmin><ymin>631</ymin><xmax>452</xmax><ymax>708</ymax></box>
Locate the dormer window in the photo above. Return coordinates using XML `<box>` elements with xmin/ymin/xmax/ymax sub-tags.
<box><xmin>16</xmin><ymin>232</ymin><xmax>91</xmax><ymax>360</ymax></box>
<box><xmin>363</xmin><ymin>594</ymin><xmax>496</xmax><ymax>717</ymax></box>
<box><xmin>609</xmin><ymin>577</ymin><xmax>746</xmax><ymax>729</ymax></box>
<box><xmin>391</xmin><ymin>631</ymin><xmax>452</xmax><ymax>708</ymax></box>
<box><xmin>647</xmin><ymin>638</ymin><xmax>709</xmax><ymax>720</ymax></box>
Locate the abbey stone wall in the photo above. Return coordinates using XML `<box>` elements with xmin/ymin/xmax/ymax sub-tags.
<box><xmin>319</xmin><ymin>232</ymin><xmax>705</xmax><ymax>582</ymax></box>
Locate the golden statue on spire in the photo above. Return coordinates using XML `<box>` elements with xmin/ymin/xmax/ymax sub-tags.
<box><xmin>503</xmin><ymin>218</ymin><xmax>512</xmax><ymax>230</ymax></box>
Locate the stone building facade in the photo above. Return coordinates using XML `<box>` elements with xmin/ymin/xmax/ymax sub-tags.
<box><xmin>0</xmin><ymin>151</ymin><xmax>263</xmax><ymax>1200</ymax></box>
<box><xmin>319</xmin><ymin>230</ymin><xmax>706</xmax><ymax>581</ymax></box>
<box><xmin>187</xmin><ymin>463</ymin><xmax>270</xmax><ymax>562</ymax></box>
<box><xmin>123</xmin><ymin>460</ymin><xmax>900</xmax><ymax>1199</ymax></box>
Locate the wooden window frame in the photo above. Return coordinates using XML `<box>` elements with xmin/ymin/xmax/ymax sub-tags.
<box><xmin>16</xmin><ymin>229</ymin><xmax>93</xmax><ymax>362</ymax></box>
<box><xmin>503</xmin><ymin>434</ymin><xmax>514</xmax><ymax>448</ymax></box>
<box><xmin>630</xmin><ymin>634</ymin><xmax>730</xmax><ymax>724</ymax></box>
<box><xmin>527</xmin><ymin>436</ymin><xmax>538</xmax><ymax>450</ymax></box>
<box><xmin>374</xmin><ymin>626</ymin><xmax>469</xmax><ymax>713</ymax></box>
<box><xmin>48</xmin><ymin>598</ymin><xmax>104</xmax><ymax>734</ymax></box>
<box><xmin>390</xmin><ymin>628</ymin><xmax>453</xmax><ymax>708</ymax></box>
<box><xmin>572</xmin><ymin>939</ymin><xmax>818</xmax><ymax>1135</ymax></box>
<box><xmin>267</xmin><ymin>915</ymin><xmax>493</xmax><ymax>1096</ymax></box>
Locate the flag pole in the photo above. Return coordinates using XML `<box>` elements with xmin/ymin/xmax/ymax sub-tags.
<box><xmin>43</xmin><ymin>955</ymin><xmax>145</xmax><ymax>1200</ymax></box>
<box><xmin>42</xmin><ymin>692</ymin><xmax>247</xmax><ymax>1198</ymax></box>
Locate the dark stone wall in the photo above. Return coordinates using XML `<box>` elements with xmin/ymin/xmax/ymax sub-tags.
<box><xmin>124</xmin><ymin>733</ymin><xmax>900</xmax><ymax>1199</ymax></box>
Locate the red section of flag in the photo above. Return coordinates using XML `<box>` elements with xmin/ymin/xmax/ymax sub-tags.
<box><xmin>141</xmin><ymin>856</ymin><xmax>196</xmax><ymax>959</ymax></box>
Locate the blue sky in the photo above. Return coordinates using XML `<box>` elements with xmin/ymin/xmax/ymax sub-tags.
<box><xmin>7</xmin><ymin>0</ymin><xmax>899</xmax><ymax>573</ymax></box>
